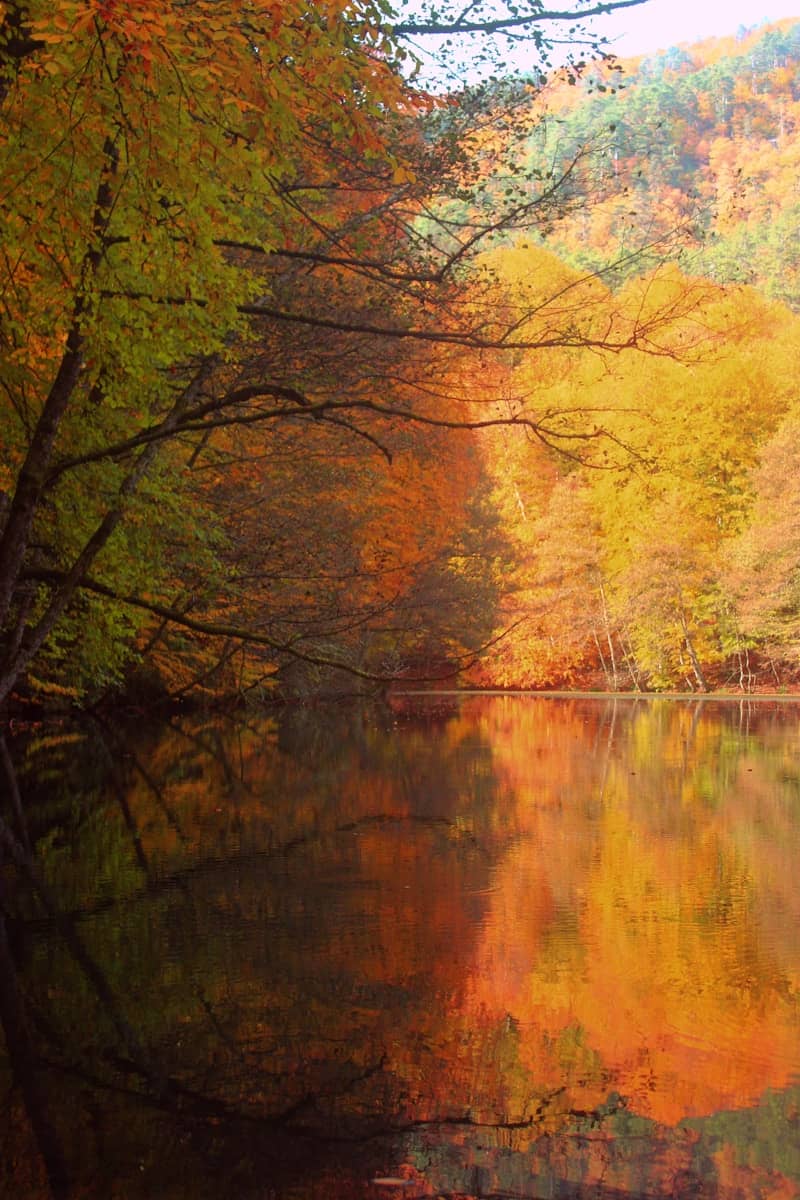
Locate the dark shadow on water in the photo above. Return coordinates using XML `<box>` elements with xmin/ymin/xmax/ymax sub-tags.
<box><xmin>3</xmin><ymin>701</ymin><xmax>800</xmax><ymax>1198</ymax></box>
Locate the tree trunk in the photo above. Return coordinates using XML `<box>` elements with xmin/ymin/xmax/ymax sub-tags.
<box><xmin>679</xmin><ymin>607</ymin><xmax>708</xmax><ymax>692</ymax></box>
<box><xmin>0</xmin><ymin>357</ymin><xmax>215</xmax><ymax>707</ymax></box>
<box><xmin>597</xmin><ymin>578</ymin><xmax>618</xmax><ymax>690</ymax></box>
<box><xmin>591</xmin><ymin>628</ymin><xmax>611</xmax><ymax>687</ymax></box>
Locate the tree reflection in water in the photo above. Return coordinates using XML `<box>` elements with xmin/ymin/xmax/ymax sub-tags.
<box><xmin>1</xmin><ymin>696</ymin><xmax>800</xmax><ymax>1198</ymax></box>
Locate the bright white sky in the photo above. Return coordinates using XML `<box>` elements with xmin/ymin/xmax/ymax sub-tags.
<box><xmin>595</xmin><ymin>0</ymin><xmax>799</xmax><ymax>57</ymax></box>
<box><xmin>407</xmin><ymin>0</ymin><xmax>800</xmax><ymax>84</ymax></box>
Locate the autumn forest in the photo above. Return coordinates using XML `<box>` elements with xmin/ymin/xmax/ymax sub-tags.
<box><xmin>2</xmin><ymin>0</ymin><xmax>800</xmax><ymax>708</ymax></box>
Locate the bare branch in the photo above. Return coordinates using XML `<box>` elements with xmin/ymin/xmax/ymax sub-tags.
<box><xmin>21</xmin><ymin>569</ymin><xmax>529</xmax><ymax>684</ymax></box>
<box><xmin>391</xmin><ymin>0</ymin><xmax>647</xmax><ymax>39</ymax></box>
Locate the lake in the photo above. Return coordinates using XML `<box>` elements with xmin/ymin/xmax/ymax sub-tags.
<box><xmin>2</xmin><ymin>693</ymin><xmax>800</xmax><ymax>1198</ymax></box>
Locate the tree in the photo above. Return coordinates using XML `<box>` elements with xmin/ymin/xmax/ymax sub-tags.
<box><xmin>464</xmin><ymin>265</ymin><xmax>800</xmax><ymax>693</ymax></box>
<box><xmin>389</xmin><ymin>0</ymin><xmax>648</xmax><ymax>81</ymax></box>
<box><xmin>587</xmin><ymin>278</ymin><xmax>799</xmax><ymax>690</ymax></box>
<box><xmin>0</xmin><ymin>0</ymin><xmax>697</xmax><ymax>709</ymax></box>
<box><xmin>726</xmin><ymin>414</ymin><xmax>800</xmax><ymax>663</ymax></box>
<box><xmin>0</xmin><ymin>0</ymin><xmax>411</xmax><ymax>702</ymax></box>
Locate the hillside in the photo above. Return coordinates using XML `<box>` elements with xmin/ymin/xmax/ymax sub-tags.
<box><xmin>520</xmin><ymin>18</ymin><xmax>800</xmax><ymax>310</ymax></box>
<box><xmin>452</xmin><ymin>21</ymin><xmax>800</xmax><ymax>694</ymax></box>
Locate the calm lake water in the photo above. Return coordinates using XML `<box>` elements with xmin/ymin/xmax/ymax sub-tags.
<box><xmin>2</xmin><ymin>693</ymin><xmax>800</xmax><ymax>1199</ymax></box>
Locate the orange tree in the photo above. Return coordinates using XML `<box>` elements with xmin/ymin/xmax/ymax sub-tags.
<box><xmin>0</xmin><ymin>0</ymin><xmax>667</xmax><ymax>707</ymax></box>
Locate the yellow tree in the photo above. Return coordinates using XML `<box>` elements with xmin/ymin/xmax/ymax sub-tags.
<box><xmin>725</xmin><ymin>412</ymin><xmax>800</xmax><ymax>670</ymax></box>
<box><xmin>590</xmin><ymin>276</ymin><xmax>799</xmax><ymax>690</ymax></box>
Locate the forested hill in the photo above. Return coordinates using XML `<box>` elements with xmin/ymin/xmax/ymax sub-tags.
<box><xmin>520</xmin><ymin>18</ymin><xmax>800</xmax><ymax>309</ymax></box>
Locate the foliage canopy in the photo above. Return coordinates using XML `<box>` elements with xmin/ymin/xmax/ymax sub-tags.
<box><xmin>1</xmin><ymin>2</ymin><xmax>799</xmax><ymax>705</ymax></box>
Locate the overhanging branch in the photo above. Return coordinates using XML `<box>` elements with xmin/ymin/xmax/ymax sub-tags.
<box><xmin>391</xmin><ymin>0</ymin><xmax>647</xmax><ymax>39</ymax></box>
<box><xmin>22</xmin><ymin>569</ymin><xmax>527</xmax><ymax>685</ymax></box>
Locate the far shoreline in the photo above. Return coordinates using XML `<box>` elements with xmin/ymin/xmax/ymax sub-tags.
<box><xmin>394</xmin><ymin>689</ymin><xmax>800</xmax><ymax>702</ymax></box>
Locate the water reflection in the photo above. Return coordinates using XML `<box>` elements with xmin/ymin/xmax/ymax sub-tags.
<box><xmin>1</xmin><ymin>695</ymin><xmax>800</xmax><ymax>1198</ymax></box>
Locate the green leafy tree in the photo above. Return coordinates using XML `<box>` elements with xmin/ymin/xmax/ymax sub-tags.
<box><xmin>0</xmin><ymin>0</ymin><xmax>677</xmax><ymax>707</ymax></box>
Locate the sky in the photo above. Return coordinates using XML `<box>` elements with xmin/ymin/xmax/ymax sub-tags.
<box><xmin>597</xmin><ymin>0</ymin><xmax>800</xmax><ymax>58</ymax></box>
<box><xmin>408</xmin><ymin>0</ymin><xmax>800</xmax><ymax>84</ymax></box>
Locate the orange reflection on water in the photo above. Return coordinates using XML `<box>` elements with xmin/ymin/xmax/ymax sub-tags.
<box><xmin>458</xmin><ymin>697</ymin><xmax>800</xmax><ymax>1126</ymax></box>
